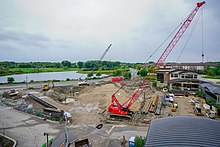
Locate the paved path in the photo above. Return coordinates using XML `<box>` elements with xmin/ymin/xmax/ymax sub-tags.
<box><xmin>0</xmin><ymin>102</ymin><xmax>61</xmax><ymax>147</ymax></box>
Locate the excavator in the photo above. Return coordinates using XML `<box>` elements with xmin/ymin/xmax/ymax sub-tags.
<box><xmin>42</xmin><ymin>81</ymin><xmax>54</xmax><ymax>91</ymax></box>
<box><xmin>108</xmin><ymin>1</ymin><xmax>205</xmax><ymax>118</ymax></box>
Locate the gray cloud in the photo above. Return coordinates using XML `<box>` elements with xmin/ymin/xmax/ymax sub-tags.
<box><xmin>0</xmin><ymin>0</ymin><xmax>219</xmax><ymax>63</ymax></box>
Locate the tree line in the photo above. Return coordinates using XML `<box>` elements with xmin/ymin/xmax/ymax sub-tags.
<box><xmin>0</xmin><ymin>60</ymin><xmax>141</xmax><ymax>79</ymax></box>
<box><xmin>0</xmin><ymin>60</ymin><xmax>137</xmax><ymax>69</ymax></box>
<box><xmin>204</xmin><ymin>63</ymin><xmax>220</xmax><ymax>77</ymax></box>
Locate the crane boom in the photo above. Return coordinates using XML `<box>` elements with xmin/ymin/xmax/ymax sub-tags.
<box><xmin>108</xmin><ymin>79</ymin><xmax>150</xmax><ymax>116</ymax></box>
<box><xmin>79</xmin><ymin>44</ymin><xmax>112</xmax><ymax>81</ymax></box>
<box><xmin>122</xmin><ymin>80</ymin><xmax>150</xmax><ymax>109</ymax></box>
<box><xmin>100</xmin><ymin>44</ymin><xmax>112</xmax><ymax>61</ymax></box>
<box><xmin>155</xmin><ymin>1</ymin><xmax>205</xmax><ymax>66</ymax></box>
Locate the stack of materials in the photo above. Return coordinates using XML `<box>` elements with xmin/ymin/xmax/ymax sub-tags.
<box><xmin>149</xmin><ymin>96</ymin><xmax>159</xmax><ymax>113</ymax></box>
<box><xmin>141</xmin><ymin>99</ymin><xmax>153</xmax><ymax>114</ymax></box>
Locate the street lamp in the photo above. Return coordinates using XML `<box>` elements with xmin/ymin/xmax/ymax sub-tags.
<box><xmin>44</xmin><ymin>132</ymin><xmax>49</xmax><ymax>147</ymax></box>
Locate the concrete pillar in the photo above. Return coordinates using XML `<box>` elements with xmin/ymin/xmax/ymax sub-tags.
<box><xmin>181</xmin><ymin>83</ymin><xmax>184</xmax><ymax>91</ymax></box>
<box><xmin>170</xmin><ymin>83</ymin><xmax>172</xmax><ymax>91</ymax></box>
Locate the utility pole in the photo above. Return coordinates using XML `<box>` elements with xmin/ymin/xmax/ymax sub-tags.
<box><xmin>26</xmin><ymin>76</ymin><xmax>28</xmax><ymax>89</ymax></box>
<box><xmin>64</xmin><ymin>114</ymin><xmax>68</xmax><ymax>147</ymax></box>
<box><xmin>44</xmin><ymin>132</ymin><xmax>49</xmax><ymax>147</ymax></box>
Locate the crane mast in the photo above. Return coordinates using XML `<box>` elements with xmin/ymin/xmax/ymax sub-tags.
<box><xmin>79</xmin><ymin>44</ymin><xmax>112</xmax><ymax>82</ymax></box>
<box><xmin>155</xmin><ymin>1</ymin><xmax>205</xmax><ymax>67</ymax></box>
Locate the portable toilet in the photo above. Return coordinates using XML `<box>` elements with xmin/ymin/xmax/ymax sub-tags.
<box><xmin>129</xmin><ymin>137</ymin><xmax>135</xmax><ymax>147</ymax></box>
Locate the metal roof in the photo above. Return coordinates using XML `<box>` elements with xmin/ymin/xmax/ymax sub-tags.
<box><xmin>145</xmin><ymin>116</ymin><xmax>220</xmax><ymax>147</ymax></box>
<box><xmin>200</xmin><ymin>82</ymin><xmax>220</xmax><ymax>94</ymax></box>
<box><xmin>169</xmin><ymin>78</ymin><xmax>207</xmax><ymax>83</ymax></box>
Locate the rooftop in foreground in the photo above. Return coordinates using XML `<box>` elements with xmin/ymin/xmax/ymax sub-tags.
<box><xmin>145</xmin><ymin>116</ymin><xmax>220</xmax><ymax>147</ymax></box>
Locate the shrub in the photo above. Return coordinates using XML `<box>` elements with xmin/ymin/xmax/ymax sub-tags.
<box><xmin>7</xmin><ymin>77</ymin><xmax>15</xmax><ymax>84</ymax></box>
<box><xmin>135</xmin><ymin>136</ymin><xmax>145</xmax><ymax>147</ymax></box>
<box><xmin>96</xmin><ymin>72</ymin><xmax>101</xmax><ymax>76</ymax></box>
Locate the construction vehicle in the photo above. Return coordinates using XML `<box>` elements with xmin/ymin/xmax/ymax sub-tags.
<box><xmin>9</xmin><ymin>89</ymin><xmax>19</xmax><ymax>97</ymax></box>
<box><xmin>108</xmin><ymin>1</ymin><xmax>205</xmax><ymax>119</ymax></box>
<box><xmin>171</xmin><ymin>103</ymin><xmax>178</xmax><ymax>112</ymax></box>
<box><xmin>108</xmin><ymin>80</ymin><xmax>150</xmax><ymax>118</ymax></box>
<box><xmin>42</xmin><ymin>81</ymin><xmax>54</xmax><ymax>91</ymax></box>
<box><xmin>2</xmin><ymin>89</ymin><xmax>19</xmax><ymax>97</ymax></box>
<box><xmin>78</xmin><ymin>44</ymin><xmax>112</xmax><ymax>86</ymax></box>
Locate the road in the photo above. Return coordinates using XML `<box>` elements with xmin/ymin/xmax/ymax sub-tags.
<box><xmin>198</xmin><ymin>75</ymin><xmax>220</xmax><ymax>84</ymax></box>
<box><xmin>0</xmin><ymin>77</ymin><xmax>111</xmax><ymax>92</ymax></box>
<box><xmin>0</xmin><ymin>101</ymin><xmax>62</xmax><ymax>147</ymax></box>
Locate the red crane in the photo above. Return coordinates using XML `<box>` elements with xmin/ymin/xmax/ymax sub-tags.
<box><xmin>107</xmin><ymin>2</ymin><xmax>205</xmax><ymax>118</ymax></box>
<box><xmin>108</xmin><ymin>80</ymin><xmax>150</xmax><ymax>117</ymax></box>
<box><xmin>155</xmin><ymin>1</ymin><xmax>205</xmax><ymax>67</ymax></box>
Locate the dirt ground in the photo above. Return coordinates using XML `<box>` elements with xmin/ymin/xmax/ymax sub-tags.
<box><xmin>4</xmin><ymin>81</ymin><xmax>219</xmax><ymax>147</ymax></box>
<box><xmin>162</xmin><ymin>96</ymin><xmax>196</xmax><ymax>116</ymax></box>
<box><xmin>67</xmin><ymin>83</ymin><xmax>144</xmax><ymax>125</ymax></box>
<box><xmin>6</xmin><ymin>82</ymin><xmax>202</xmax><ymax>126</ymax></box>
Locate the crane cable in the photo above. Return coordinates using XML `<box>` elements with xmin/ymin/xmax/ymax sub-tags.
<box><xmin>176</xmin><ymin>7</ymin><xmax>203</xmax><ymax>62</ymax></box>
<box><xmin>132</xmin><ymin>23</ymin><xmax>182</xmax><ymax>78</ymax></box>
<box><xmin>143</xmin><ymin>22</ymin><xmax>182</xmax><ymax>67</ymax></box>
<box><xmin>201</xmin><ymin>7</ymin><xmax>204</xmax><ymax>63</ymax></box>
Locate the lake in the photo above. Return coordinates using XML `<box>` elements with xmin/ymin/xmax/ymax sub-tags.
<box><xmin>0</xmin><ymin>71</ymin><xmax>103</xmax><ymax>83</ymax></box>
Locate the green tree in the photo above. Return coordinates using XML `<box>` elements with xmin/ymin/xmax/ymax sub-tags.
<box><xmin>137</xmin><ymin>68</ymin><xmax>148</xmax><ymax>76</ymax></box>
<box><xmin>113</xmin><ymin>69</ymin><xmax>122</xmax><ymax>76</ymax></box>
<box><xmin>7</xmin><ymin>77</ymin><xmax>15</xmax><ymax>84</ymax></box>
<box><xmin>152</xmin><ymin>80</ymin><xmax>157</xmax><ymax>87</ymax></box>
<box><xmin>87</xmin><ymin>72</ymin><xmax>93</xmax><ymax>77</ymax></box>
<box><xmin>61</xmin><ymin>60</ymin><xmax>71</xmax><ymax>68</ymax></box>
<box><xmin>77</xmin><ymin>61</ymin><xmax>84</xmax><ymax>68</ymax></box>
<box><xmin>96</xmin><ymin>72</ymin><xmax>101</xmax><ymax>76</ymax></box>
<box><xmin>123</xmin><ymin>71</ymin><xmax>131</xmax><ymax>79</ymax></box>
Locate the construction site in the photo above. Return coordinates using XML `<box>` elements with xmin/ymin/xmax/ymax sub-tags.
<box><xmin>1</xmin><ymin>73</ymin><xmax>219</xmax><ymax>146</ymax></box>
<box><xmin>1</xmin><ymin>1</ymin><xmax>220</xmax><ymax>147</ymax></box>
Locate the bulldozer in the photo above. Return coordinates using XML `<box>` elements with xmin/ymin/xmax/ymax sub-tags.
<box><xmin>42</xmin><ymin>81</ymin><xmax>54</xmax><ymax>91</ymax></box>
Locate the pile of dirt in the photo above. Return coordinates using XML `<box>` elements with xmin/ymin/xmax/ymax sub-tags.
<box><xmin>53</xmin><ymin>85</ymin><xmax>85</xmax><ymax>96</ymax></box>
<box><xmin>46</xmin><ymin>86</ymin><xmax>86</xmax><ymax>102</ymax></box>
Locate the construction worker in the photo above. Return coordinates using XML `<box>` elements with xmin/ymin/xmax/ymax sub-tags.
<box><xmin>120</xmin><ymin>135</ymin><xmax>126</xmax><ymax>146</ymax></box>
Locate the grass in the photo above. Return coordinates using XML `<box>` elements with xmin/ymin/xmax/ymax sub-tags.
<box><xmin>0</xmin><ymin>68</ymin><xmax>79</xmax><ymax>76</ymax></box>
<box><xmin>202</xmin><ymin>75</ymin><xmax>220</xmax><ymax>79</ymax></box>
<box><xmin>216</xmin><ymin>82</ymin><xmax>220</xmax><ymax>84</ymax></box>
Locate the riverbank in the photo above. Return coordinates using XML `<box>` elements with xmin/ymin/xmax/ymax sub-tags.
<box><xmin>0</xmin><ymin>67</ymin><xmax>78</xmax><ymax>76</ymax></box>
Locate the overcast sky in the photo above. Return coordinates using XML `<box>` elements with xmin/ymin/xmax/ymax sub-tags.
<box><xmin>0</xmin><ymin>0</ymin><xmax>219</xmax><ymax>63</ymax></box>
